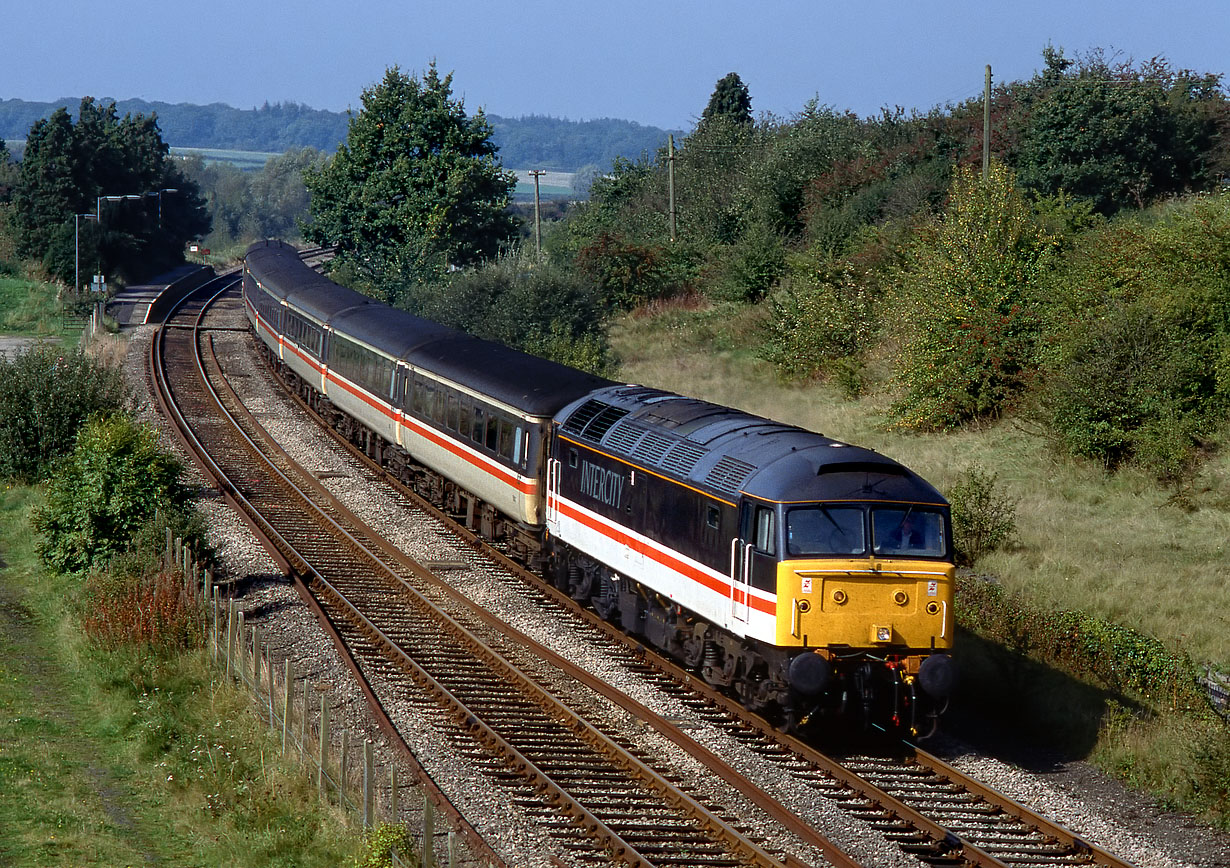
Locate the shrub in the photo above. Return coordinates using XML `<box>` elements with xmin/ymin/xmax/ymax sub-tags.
<box><xmin>34</xmin><ymin>414</ymin><xmax>194</xmax><ymax>574</ymax></box>
<box><xmin>946</xmin><ymin>463</ymin><xmax>1018</xmax><ymax>566</ymax></box>
<box><xmin>0</xmin><ymin>343</ymin><xmax>128</xmax><ymax>481</ymax></box>
<box><xmin>1039</xmin><ymin>194</ymin><xmax>1230</xmax><ymax>478</ymax></box>
<box><xmin>575</xmin><ymin>232</ymin><xmax>691</xmax><ymax>309</ymax></box>
<box><xmin>704</xmin><ymin>219</ymin><xmax>786</xmax><ymax>303</ymax></box>
<box><xmin>403</xmin><ymin>256</ymin><xmax>615</xmax><ymax>375</ymax></box>
<box><xmin>348</xmin><ymin>824</ymin><xmax>413</xmax><ymax>868</ymax></box>
<box><xmin>762</xmin><ymin>258</ymin><xmax>881</xmax><ymax>388</ymax></box>
<box><xmin>889</xmin><ymin>162</ymin><xmax>1058</xmax><ymax>430</ymax></box>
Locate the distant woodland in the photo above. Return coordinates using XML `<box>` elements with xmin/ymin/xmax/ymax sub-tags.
<box><xmin>0</xmin><ymin>97</ymin><xmax>675</xmax><ymax>171</ymax></box>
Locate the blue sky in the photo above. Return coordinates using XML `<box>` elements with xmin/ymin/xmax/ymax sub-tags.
<box><xmin>6</xmin><ymin>1</ymin><xmax>1228</xmax><ymax>130</ymax></box>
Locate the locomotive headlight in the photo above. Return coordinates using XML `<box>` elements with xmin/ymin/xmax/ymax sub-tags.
<box><xmin>893</xmin><ymin>590</ymin><xmax>908</xmax><ymax>606</ymax></box>
<box><xmin>831</xmin><ymin>589</ymin><xmax>848</xmax><ymax>605</ymax></box>
<box><xmin>873</xmin><ymin>625</ymin><xmax>892</xmax><ymax>643</ymax></box>
<box><xmin>925</xmin><ymin>601</ymin><xmax>941</xmax><ymax>615</ymax></box>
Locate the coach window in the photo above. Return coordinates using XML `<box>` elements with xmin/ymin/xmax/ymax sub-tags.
<box><xmin>512</xmin><ymin>426</ymin><xmax>523</xmax><ymax>465</ymax></box>
<box><xmin>410</xmin><ymin>376</ymin><xmax>424</xmax><ymax>416</ymax></box>
<box><xmin>423</xmin><ymin>382</ymin><xmax>437</xmax><ymax>420</ymax></box>
<box><xmin>568</xmin><ymin>448</ymin><xmax>578</xmax><ymax>469</ymax></box>
<box><xmin>706</xmin><ymin>504</ymin><xmax>721</xmax><ymax>530</ymax></box>
<box><xmin>459</xmin><ymin>401</ymin><xmax>472</xmax><ymax>438</ymax></box>
<box><xmin>435</xmin><ymin>386</ymin><xmax>450</xmax><ymax>425</ymax></box>
<box><xmin>485</xmin><ymin>415</ymin><xmax>499</xmax><ymax>451</ymax></box>
<box><xmin>497</xmin><ymin>419</ymin><xmax>514</xmax><ymax>460</ymax></box>
<box><xmin>446</xmin><ymin>395</ymin><xmax>459</xmax><ymax>431</ymax></box>
<box><xmin>471</xmin><ymin>407</ymin><xmax>485</xmax><ymax>443</ymax></box>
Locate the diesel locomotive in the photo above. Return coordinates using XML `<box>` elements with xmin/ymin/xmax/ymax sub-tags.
<box><xmin>242</xmin><ymin>239</ymin><xmax>956</xmax><ymax>733</ymax></box>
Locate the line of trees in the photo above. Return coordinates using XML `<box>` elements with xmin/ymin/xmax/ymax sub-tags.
<box><xmin>545</xmin><ymin>51</ymin><xmax>1230</xmax><ymax>480</ymax></box>
<box><xmin>1</xmin><ymin>97</ymin><xmax>210</xmax><ymax>288</ymax></box>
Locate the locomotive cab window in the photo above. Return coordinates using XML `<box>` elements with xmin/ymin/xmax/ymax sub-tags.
<box><xmin>871</xmin><ymin>507</ymin><xmax>946</xmax><ymax>558</ymax></box>
<box><xmin>748</xmin><ymin>506</ymin><xmax>776</xmax><ymax>556</ymax></box>
<box><xmin>787</xmin><ymin>506</ymin><xmax>866</xmax><ymax>556</ymax></box>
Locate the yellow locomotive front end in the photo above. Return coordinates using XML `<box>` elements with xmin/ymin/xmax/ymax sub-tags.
<box><xmin>773</xmin><ymin>503</ymin><xmax>957</xmax><ymax>732</ymax></box>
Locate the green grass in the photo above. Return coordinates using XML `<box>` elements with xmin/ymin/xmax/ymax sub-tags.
<box><xmin>0</xmin><ymin>276</ymin><xmax>69</xmax><ymax>337</ymax></box>
<box><xmin>0</xmin><ymin>485</ymin><xmax>360</xmax><ymax>866</ymax></box>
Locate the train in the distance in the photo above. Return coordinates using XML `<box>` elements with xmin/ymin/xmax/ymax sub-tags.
<box><xmin>242</xmin><ymin>239</ymin><xmax>956</xmax><ymax>733</ymax></box>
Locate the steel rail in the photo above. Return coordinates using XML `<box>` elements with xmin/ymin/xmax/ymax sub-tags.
<box><xmin>151</xmin><ymin>284</ymin><xmax>818</xmax><ymax>868</ymax></box>
<box><xmin>258</xmin><ymin>329</ymin><xmax>1141</xmax><ymax>868</ymax></box>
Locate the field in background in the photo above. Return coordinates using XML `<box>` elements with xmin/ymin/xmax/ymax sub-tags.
<box><xmin>169</xmin><ymin>146</ymin><xmax>282</xmax><ymax>170</ymax></box>
<box><xmin>609</xmin><ymin>303</ymin><xmax>1230</xmax><ymax>672</ymax></box>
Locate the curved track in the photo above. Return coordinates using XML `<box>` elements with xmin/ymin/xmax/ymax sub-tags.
<box><xmin>243</xmin><ymin>271</ymin><xmax>1143</xmax><ymax>868</ymax></box>
<box><xmin>149</xmin><ymin>280</ymin><xmax>862</xmax><ymax>868</ymax></box>
<box><xmin>146</xmin><ymin>271</ymin><xmax>1140</xmax><ymax>868</ymax></box>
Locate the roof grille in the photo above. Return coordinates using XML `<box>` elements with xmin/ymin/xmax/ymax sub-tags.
<box><xmin>604</xmin><ymin>420</ymin><xmax>647</xmax><ymax>454</ymax></box>
<box><xmin>583</xmin><ymin>405</ymin><xmax>630</xmax><ymax>441</ymax></box>
<box><xmin>661</xmin><ymin>441</ymin><xmax>707</xmax><ymax>477</ymax></box>
<box><xmin>636</xmin><ymin>430</ymin><xmax>674</xmax><ymax>464</ymax></box>
<box><xmin>562</xmin><ymin>399</ymin><xmax>607</xmax><ymax>435</ymax></box>
<box><xmin>705</xmin><ymin>456</ymin><xmax>757</xmax><ymax>495</ymax></box>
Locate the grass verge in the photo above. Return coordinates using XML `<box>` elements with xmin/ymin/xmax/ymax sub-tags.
<box><xmin>0</xmin><ymin>484</ymin><xmax>360</xmax><ymax>866</ymax></box>
<box><xmin>0</xmin><ymin>276</ymin><xmax>69</xmax><ymax>337</ymax></box>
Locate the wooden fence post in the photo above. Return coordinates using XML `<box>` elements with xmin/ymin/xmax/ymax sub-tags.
<box><xmin>341</xmin><ymin>729</ymin><xmax>350</xmax><ymax>794</ymax></box>
<box><xmin>363</xmin><ymin>740</ymin><xmax>374</xmax><ymax>827</ymax></box>
<box><xmin>422</xmin><ymin>794</ymin><xmax>435</xmax><ymax>868</ymax></box>
<box><xmin>282</xmin><ymin>659</ymin><xmax>293</xmax><ymax>755</ymax></box>
<box><xmin>300</xmin><ymin>680</ymin><xmax>309</xmax><ymax>754</ymax></box>
<box><xmin>225</xmin><ymin>602</ymin><xmax>237</xmax><ymax>678</ymax></box>
<box><xmin>251</xmin><ymin>626</ymin><xmax>260</xmax><ymax>691</ymax></box>
<box><xmin>318</xmin><ymin>692</ymin><xmax>330</xmax><ymax>798</ymax></box>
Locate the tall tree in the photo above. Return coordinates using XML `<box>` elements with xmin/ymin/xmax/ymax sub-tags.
<box><xmin>303</xmin><ymin>64</ymin><xmax>518</xmax><ymax>301</ymax></box>
<box><xmin>13</xmin><ymin>98</ymin><xmax>209</xmax><ymax>286</ymax></box>
<box><xmin>1013</xmin><ymin>48</ymin><xmax>1227</xmax><ymax>214</ymax></box>
<box><xmin>701</xmin><ymin>73</ymin><xmax>753</xmax><ymax>126</ymax></box>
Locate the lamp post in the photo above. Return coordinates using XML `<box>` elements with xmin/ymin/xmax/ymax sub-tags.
<box><xmin>152</xmin><ymin>188</ymin><xmax>177</xmax><ymax>227</ymax></box>
<box><xmin>74</xmin><ymin>213</ymin><xmax>98</xmax><ymax>293</ymax></box>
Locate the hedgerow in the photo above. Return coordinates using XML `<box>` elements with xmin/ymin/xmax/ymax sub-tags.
<box><xmin>956</xmin><ymin>574</ymin><xmax>1208</xmax><ymax>713</ymax></box>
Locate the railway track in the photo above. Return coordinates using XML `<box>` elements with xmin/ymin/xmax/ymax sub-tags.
<box><xmin>150</xmin><ymin>279</ymin><xmax>862</xmax><ymax>867</ymax></box>
<box><xmin>147</xmin><ymin>275</ymin><xmax>1140</xmax><ymax>868</ymax></box>
<box><xmin>270</xmin><ymin>383</ymin><xmax>1141</xmax><ymax>868</ymax></box>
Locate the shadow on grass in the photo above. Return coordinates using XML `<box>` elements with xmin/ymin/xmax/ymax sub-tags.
<box><xmin>941</xmin><ymin>627</ymin><xmax>1142</xmax><ymax>768</ymax></box>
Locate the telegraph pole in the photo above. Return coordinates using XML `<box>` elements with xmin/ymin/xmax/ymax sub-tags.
<box><xmin>667</xmin><ymin>134</ymin><xmax>677</xmax><ymax>242</ymax></box>
<box><xmin>983</xmin><ymin>65</ymin><xmax>992</xmax><ymax>181</ymax></box>
<box><xmin>528</xmin><ymin>170</ymin><xmax>545</xmax><ymax>262</ymax></box>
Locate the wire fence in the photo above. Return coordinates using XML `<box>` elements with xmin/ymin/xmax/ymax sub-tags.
<box><xmin>199</xmin><ymin>572</ymin><xmax>482</xmax><ymax>868</ymax></box>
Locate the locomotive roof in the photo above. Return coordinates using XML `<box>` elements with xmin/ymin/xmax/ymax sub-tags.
<box><xmin>407</xmin><ymin>336</ymin><xmax>616</xmax><ymax>417</ymax></box>
<box><xmin>556</xmin><ymin>385</ymin><xmax>946</xmax><ymax>506</ymax></box>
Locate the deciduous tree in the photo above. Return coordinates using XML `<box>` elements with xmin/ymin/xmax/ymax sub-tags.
<box><xmin>303</xmin><ymin>64</ymin><xmax>517</xmax><ymax>301</ymax></box>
